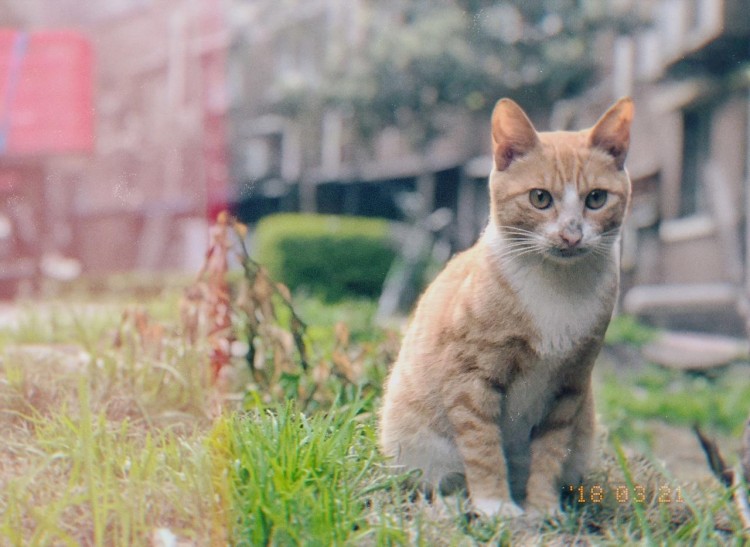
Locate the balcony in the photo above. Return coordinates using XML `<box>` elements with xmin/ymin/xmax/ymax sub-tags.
<box><xmin>654</xmin><ymin>0</ymin><xmax>749</xmax><ymax>70</ymax></box>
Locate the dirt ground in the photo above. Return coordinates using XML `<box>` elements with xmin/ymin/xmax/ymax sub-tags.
<box><xmin>649</xmin><ymin>421</ymin><xmax>733</xmax><ymax>484</ymax></box>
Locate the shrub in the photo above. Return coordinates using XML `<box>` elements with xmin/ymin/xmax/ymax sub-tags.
<box><xmin>254</xmin><ymin>213</ymin><xmax>395</xmax><ymax>302</ymax></box>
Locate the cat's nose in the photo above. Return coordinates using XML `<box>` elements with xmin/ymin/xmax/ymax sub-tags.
<box><xmin>560</xmin><ymin>228</ymin><xmax>582</xmax><ymax>248</ymax></box>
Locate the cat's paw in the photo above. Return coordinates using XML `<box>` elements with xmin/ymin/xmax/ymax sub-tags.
<box><xmin>472</xmin><ymin>497</ymin><xmax>524</xmax><ymax>519</ymax></box>
<box><xmin>525</xmin><ymin>501</ymin><xmax>564</xmax><ymax>521</ymax></box>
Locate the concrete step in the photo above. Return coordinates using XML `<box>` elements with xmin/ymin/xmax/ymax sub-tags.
<box><xmin>643</xmin><ymin>331</ymin><xmax>749</xmax><ymax>370</ymax></box>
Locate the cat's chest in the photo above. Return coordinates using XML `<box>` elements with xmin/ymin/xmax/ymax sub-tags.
<box><xmin>501</xmin><ymin>361</ymin><xmax>557</xmax><ymax>430</ymax></box>
<box><xmin>503</xmin><ymin>259</ymin><xmax>616</xmax><ymax>357</ymax></box>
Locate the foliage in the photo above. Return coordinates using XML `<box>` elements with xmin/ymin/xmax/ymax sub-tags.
<box><xmin>600</xmin><ymin>363</ymin><xmax>750</xmax><ymax>438</ymax></box>
<box><xmin>605</xmin><ymin>314</ymin><xmax>659</xmax><ymax>347</ymax></box>
<box><xmin>273</xmin><ymin>0</ymin><xmax>642</xmax><ymax>148</ymax></box>
<box><xmin>240</xmin><ymin>308</ymin><xmax>395</xmax><ymax>414</ymax></box>
<box><xmin>207</xmin><ymin>212</ymin><xmax>397</xmax><ymax>412</ymax></box>
<box><xmin>225</xmin><ymin>397</ymin><xmax>739</xmax><ymax>545</ymax></box>
<box><xmin>1</xmin><ymin>241</ymin><xmax>748</xmax><ymax>546</ymax></box>
<box><xmin>255</xmin><ymin>213</ymin><xmax>396</xmax><ymax>302</ymax></box>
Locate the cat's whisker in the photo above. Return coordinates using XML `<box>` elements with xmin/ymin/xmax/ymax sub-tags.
<box><xmin>498</xmin><ymin>236</ymin><xmax>545</xmax><ymax>249</ymax></box>
<box><xmin>590</xmin><ymin>237</ymin><xmax>622</xmax><ymax>258</ymax></box>
<box><xmin>505</xmin><ymin>246</ymin><xmax>539</xmax><ymax>256</ymax></box>
<box><xmin>599</xmin><ymin>228</ymin><xmax>622</xmax><ymax>240</ymax></box>
<box><xmin>499</xmin><ymin>229</ymin><xmax>551</xmax><ymax>247</ymax></box>
<box><xmin>497</xmin><ymin>243</ymin><xmax>548</xmax><ymax>263</ymax></box>
<box><xmin>497</xmin><ymin>238</ymin><xmax>544</xmax><ymax>249</ymax></box>
<box><xmin>499</xmin><ymin>227</ymin><xmax>541</xmax><ymax>238</ymax></box>
<box><xmin>495</xmin><ymin>250</ymin><xmax>538</xmax><ymax>263</ymax></box>
<box><xmin>589</xmin><ymin>247</ymin><xmax>613</xmax><ymax>260</ymax></box>
<box><xmin>498</xmin><ymin>231</ymin><xmax>541</xmax><ymax>241</ymax></box>
<box><xmin>499</xmin><ymin>242</ymin><xmax>542</xmax><ymax>252</ymax></box>
<box><xmin>500</xmin><ymin>236</ymin><xmax>535</xmax><ymax>244</ymax></box>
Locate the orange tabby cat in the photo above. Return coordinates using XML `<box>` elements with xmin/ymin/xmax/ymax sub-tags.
<box><xmin>379</xmin><ymin>97</ymin><xmax>634</xmax><ymax>517</ymax></box>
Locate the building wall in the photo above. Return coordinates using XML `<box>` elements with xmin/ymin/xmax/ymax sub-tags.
<box><xmin>1</xmin><ymin>0</ymin><xmax>230</xmax><ymax>273</ymax></box>
<box><xmin>619</xmin><ymin>0</ymin><xmax>750</xmax><ymax>329</ymax></box>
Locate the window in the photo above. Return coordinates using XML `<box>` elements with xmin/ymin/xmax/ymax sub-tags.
<box><xmin>680</xmin><ymin>106</ymin><xmax>711</xmax><ymax>216</ymax></box>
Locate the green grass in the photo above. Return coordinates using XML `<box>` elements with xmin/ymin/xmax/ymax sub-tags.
<box><xmin>227</xmin><ymin>400</ymin><xmax>390</xmax><ymax>545</ymax></box>
<box><xmin>222</xmin><ymin>402</ymin><xmax>742</xmax><ymax>546</ymax></box>
<box><xmin>605</xmin><ymin>314</ymin><xmax>659</xmax><ymax>347</ymax></box>
<box><xmin>0</xmin><ymin>290</ymin><xmax>747</xmax><ymax>545</ymax></box>
<box><xmin>599</xmin><ymin>363</ymin><xmax>750</xmax><ymax>439</ymax></box>
<box><xmin>0</xmin><ymin>375</ymin><xmax>228</xmax><ymax>545</ymax></box>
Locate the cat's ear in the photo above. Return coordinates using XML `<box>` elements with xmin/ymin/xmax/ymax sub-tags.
<box><xmin>588</xmin><ymin>97</ymin><xmax>634</xmax><ymax>170</ymax></box>
<box><xmin>491</xmin><ymin>98</ymin><xmax>540</xmax><ymax>171</ymax></box>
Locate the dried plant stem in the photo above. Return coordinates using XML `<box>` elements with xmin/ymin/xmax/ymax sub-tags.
<box><xmin>234</xmin><ymin>232</ymin><xmax>307</xmax><ymax>329</ymax></box>
<box><xmin>233</xmin><ymin>225</ymin><xmax>309</xmax><ymax>369</ymax></box>
<box><xmin>734</xmin><ymin>466</ymin><xmax>750</xmax><ymax>531</ymax></box>
<box><xmin>181</xmin><ymin>212</ymin><xmax>234</xmax><ymax>384</ymax></box>
<box><xmin>694</xmin><ymin>424</ymin><xmax>734</xmax><ymax>487</ymax></box>
<box><xmin>694</xmin><ymin>424</ymin><xmax>750</xmax><ymax>532</ymax></box>
<box><xmin>743</xmin><ymin>415</ymin><xmax>750</xmax><ymax>484</ymax></box>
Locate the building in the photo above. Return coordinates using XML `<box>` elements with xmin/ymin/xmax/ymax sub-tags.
<box><xmin>0</xmin><ymin>0</ymin><xmax>230</xmax><ymax>278</ymax></box>
<box><xmin>608</xmin><ymin>0</ymin><xmax>750</xmax><ymax>335</ymax></box>
<box><xmin>0</xmin><ymin>29</ymin><xmax>93</xmax><ymax>294</ymax></box>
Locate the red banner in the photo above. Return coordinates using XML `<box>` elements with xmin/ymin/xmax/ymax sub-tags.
<box><xmin>0</xmin><ymin>29</ymin><xmax>94</xmax><ymax>156</ymax></box>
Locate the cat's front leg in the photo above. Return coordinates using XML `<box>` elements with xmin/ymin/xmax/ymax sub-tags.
<box><xmin>445</xmin><ymin>382</ymin><xmax>523</xmax><ymax>517</ymax></box>
<box><xmin>525</xmin><ymin>384</ymin><xmax>593</xmax><ymax>514</ymax></box>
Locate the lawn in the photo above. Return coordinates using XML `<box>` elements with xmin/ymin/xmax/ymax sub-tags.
<box><xmin>0</xmin><ymin>282</ymin><xmax>748</xmax><ymax>545</ymax></box>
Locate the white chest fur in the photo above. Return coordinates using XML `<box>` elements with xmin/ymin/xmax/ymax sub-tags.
<box><xmin>485</xmin><ymin>226</ymin><xmax>619</xmax><ymax>357</ymax></box>
<box><xmin>508</xmin><ymin>259</ymin><xmax>614</xmax><ymax>356</ymax></box>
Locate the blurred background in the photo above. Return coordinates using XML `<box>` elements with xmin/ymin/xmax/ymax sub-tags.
<box><xmin>0</xmin><ymin>0</ymin><xmax>749</xmax><ymax>335</ymax></box>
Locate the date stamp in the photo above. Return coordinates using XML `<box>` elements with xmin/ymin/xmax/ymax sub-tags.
<box><xmin>566</xmin><ymin>484</ymin><xmax>685</xmax><ymax>505</ymax></box>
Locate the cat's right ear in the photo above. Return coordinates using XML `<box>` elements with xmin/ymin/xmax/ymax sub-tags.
<box><xmin>491</xmin><ymin>99</ymin><xmax>540</xmax><ymax>171</ymax></box>
<box><xmin>588</xmin><ymin>97</ymin><xmax>634</xmax><ymax>170</ymax></box>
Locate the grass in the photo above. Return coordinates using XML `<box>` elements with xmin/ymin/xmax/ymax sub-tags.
<box><xmin>228</xmin><ymin>401</ymin><xmax>386</xmax><ymax>545</ymax></box>
<box><xmin>0</xmin><ymin>289</ymin><xmax>748</xmax><ymax>545</ymax></box>
<box><xmin>0</xmin><ymin>294</ymin><xmax>227</xmax><ymax>545</ymax></box>
<box><xmin>600</xmin><ymin>363</ymin><xmax>750</xmax><ymax>439</ymax></box>
<box><xmin>1</xmin><ymin>378</ymin><xmax>227</xmax><ymax>545</ymax></box>
<box><xmin>224</xmin><ymin>401</ymin><xmax>736</xmax><ymax>545</ymax></box>
<box><xmin>604</xmin><ymin>314</ymin><xmax>659</xmax><ymax>347</ymax></box>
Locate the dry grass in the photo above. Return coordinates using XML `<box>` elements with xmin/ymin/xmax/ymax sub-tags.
<box><xmin>0</xmin><ymin>301</ymin><xmax>236</xmax><ymax>545</ymax></box>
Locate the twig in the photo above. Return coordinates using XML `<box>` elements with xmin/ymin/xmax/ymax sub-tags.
<box><xmin>233</xmin><ymin>226</ymin><xmax>308</xmax><ymax>331</ymax></box>
<box><xmin>243</xmin><ymin>255</ymin><xmax>308</xmax><ymax>331</ymax></box>
<box><xmin>732</xmin><ymin>465</ymin><xmax>750</xmax><ymax>531</ymax></box>
<box><xmin>693</xmin><ymin>423</ymin><xmax>734</xmax><ymax>487</ymax></box>
<box><xmin>232</xmin><ymin>222</ymin><xmax>309</xmax><ymax>369</ymax></box>
<box><xmin>742</xmin><ymin>416</ymin><xmax>750</xmax><ymax>484</ymax></box>
<box><xmin>694</xmin><ymin>424</ymin><xmax>750</xmax><ymax>532</ymax></box>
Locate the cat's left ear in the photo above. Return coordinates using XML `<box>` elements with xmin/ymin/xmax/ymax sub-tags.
<box><xmin>588</xmin><ymin>97</ymin><xmax>634</xmax><ymax>170</ymax></box>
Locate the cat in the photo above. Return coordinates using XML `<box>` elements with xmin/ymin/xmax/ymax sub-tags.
<box><xmin>379</xmin><ymin>97</ymin><xmax>634</xmax><ymax>517</ymax></box>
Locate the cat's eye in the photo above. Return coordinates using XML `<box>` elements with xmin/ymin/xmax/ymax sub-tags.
<box><xmin>585</xmin><ymin>189</ymin><xmax>608</xmax><ymax>210</ymax></box>
<box><xmin>529</xmin><ymin>189</ymin><xmax>553</xmax><ymax>209</ymax></box>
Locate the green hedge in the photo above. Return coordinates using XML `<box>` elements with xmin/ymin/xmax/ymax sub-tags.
<box><xmin>254</xmin><ymin>213</ymin><xmax>395</xmax><ymax>301</ymax></box>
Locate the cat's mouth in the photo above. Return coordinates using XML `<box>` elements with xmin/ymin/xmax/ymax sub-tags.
<box><xmin>546</xmin><ymin>246</ymin><xmax>590</xmax><ymax>261</ymax></box>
